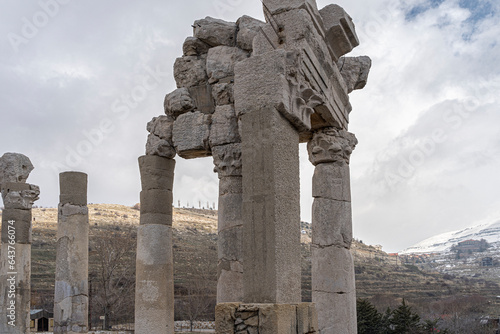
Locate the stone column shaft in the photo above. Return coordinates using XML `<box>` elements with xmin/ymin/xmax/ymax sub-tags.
<box><xmin>0</xmin><ymin>181</ymin><xmax>39</xmax><ymax>334</ymax></box>
<box><xmin>135</xmin><ymin>155</ymin><xmax>175</xmax><ymax>334</ymax></box>
<box><xmin>213</xmin><ymin>144</ymin><xmax>244</xmax><ymax>303</ymax></box>
<box><xmin>54</xmin><ymin>172</ymin><xmax>89</xmax><ymax>334</ymax></box>
<box><xmin>308</xmin><ymin>128</ymin><xmax>358</xmax><ymax>334</ymax></box>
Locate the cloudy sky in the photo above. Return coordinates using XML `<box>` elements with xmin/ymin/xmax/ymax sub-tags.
<box><xmin>0</xmin><ymin>0</ymin><xmax>498</xmax><ymax>252</ymax></box>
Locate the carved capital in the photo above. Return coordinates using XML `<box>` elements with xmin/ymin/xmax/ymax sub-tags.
<box><xmin>307</xmin><ymin>128</ymin><xmax>357</xmax><ymax>166</ymax></box>
<box><xmin>212</xmin><ymin>143</ymin><xmax>242</xmax><ymax>178</ymax></box>
<box><xmin>1</xmin><ymin>182</ymin><xmax>40</xmax><ymax>209</ymax></box>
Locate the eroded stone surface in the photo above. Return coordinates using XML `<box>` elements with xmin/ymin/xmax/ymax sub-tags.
<box><xmin>340</xmin><ymin>56</ymin><xmax>372</xmax><ymax>93</ymax></box>
<box><xmin>146</xmin><ymin>116</ymin><xmax>176</xmax><ymax>159</ymax></box>
<box><xmin>183</xmin><ymin>36</ymin><xmax>211</xmax><ymax>56</ymax></box>
<box><xmin>307</xmin><ymin>127</ymin><xmax>357</xmax><ymax>166</ymax></box>
<box><xmin>164</xmin><ymin>88</ymin><xmax>196</xmax><ymax>118</ymax></box>
<box><xmin>212</xmin><ymin>143</ymin><xmax>242</xmax><ymax>178</ymax></box>
<box><xmin>210</xmin><ymin>105</ymin><xmax>240</xmax><ymax>147</ymax></box>
<box><xmin>172</xmin><ymin>111</ymin><xmax>211</xmax><ymax>159</ymax></box>
<box><xmin>206</xmin><ymin>46</ymin><xmax>249</xmax><ymax>83</ymax></box>
<box><xmin>236</xmin><ymin>16</ymin><xmax>266</xmax><ymax>51</ymax></box>
<box><xmin>193</xmin><ymin>17</ymin><xmax>237</xmax><ymax>47</ymax></box>
<box><xmin>174</xmin><ymin>55</ymin><xmax>208</xmax><ymax>88</ymax></box>
<box><xmin>0</xmin><ymin>152</ymin><xmax>34</xmax><ymax>184</ymax></box>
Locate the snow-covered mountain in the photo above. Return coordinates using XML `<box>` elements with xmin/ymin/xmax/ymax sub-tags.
<box><xmin>400</xmin><ymin>220</ymin><xmax>500</xmax><ymax>254</ymax></box>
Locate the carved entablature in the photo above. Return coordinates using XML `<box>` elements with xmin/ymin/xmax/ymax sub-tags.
<box><xmin>212</xmin><ymin>143</ymin><xmax>242</xmax><ymax>178</ymax></box>
<box><xmin>307</xmin><ymin>128</ymin><xmax>357</xmax><ymax>166</ymax></box>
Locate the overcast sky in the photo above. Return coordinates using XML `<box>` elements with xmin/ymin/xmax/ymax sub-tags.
<box><xmin>0</xmin><ymin>0</ymin><xmax>498</xmax><ymax>252</ymax></box>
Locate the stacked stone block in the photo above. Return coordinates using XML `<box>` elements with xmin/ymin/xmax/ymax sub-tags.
<box><xmin>54</xmin><ymin>172</ymin><xmax>89</xmax><ymax>334</ymax></box>
<box><xmin>308</xmin><ymin>128</ymin><xmax>358</xmax><ymax>334</ymax></box>
<box><xmin>0</xmin><ymin>153</ymin><xmax>39</xmax><ymax>334</ymax></box>
<box><xmin>135</xmin><ymin>155</ymin><xmax>175</xmax><ymax>334</ymax></box>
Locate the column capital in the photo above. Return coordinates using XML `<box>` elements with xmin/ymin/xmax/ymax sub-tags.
<box><xmin>1</xmin><ymin>182</ymin><xmax>39</xmax><ymax>209</ymax></box>
<box><xmin>307</xmin><ymin>127</ymin><xmax>357</xmax><ymax>166</ymax></box>
<box><xmin>212</xmin><ymin>143</ymin><xmax>242</xmax><ymax>178</ymax></box>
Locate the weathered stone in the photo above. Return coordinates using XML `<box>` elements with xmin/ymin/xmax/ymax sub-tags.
<box><xmin>59</xmin><ymin>172</ymin><xmax>87</xmax><ymax>206</ymax></box>
<box><xmin>1</xmin><ymin>208</ymin><xmax>32</xmax><ymax>244</ymax></box>
<box><xmin>212</xmin><ymin>82</ymin><xmax>234</xmax><ymax>105</ymax></box>
<box><xmin>258</xmin><ymin>304</ymin><xmax>297</xmax><ymax>334</ymax></box>
<box><xmin>320</xmin><ymin>4</ymin><xmax>360</xmax><ymax>62</ymax></box>
<box><xmin>212</xmin><ymin>143</ymin><xmax>242</xmax><ymax>178</ymax></box>
<box><xmin>188</xmin><ymin>85</ymin><xmax>216</xmax><ymax>114</ymax></box>
<box><xmin>241</xmin><ymin>107</ymin><xmax>301</xmax><ymax>304</ymax></box>
<box><xmin>313</xmin><ymin>290</ymin><xmax>357</xmax><ymax>334</ymax></box>
<box><xmin>183</xmin><ymin>36</ymin><xmax>211</xmax><ymax>56</ymax></box>
<box><xmin>296</xmin><ymin>303</ymin><xmax>318</xmax><ymax>334</ymax></box>
<box><xmin>218</xmin><ymin>266</ymin><xmax>244</xmax><ymax>303</ymax></box>
<box><xmin>307</xmin><ymin>128</ymin><xmax>357</xmax><ymax>166</ymax></box>
<box><xmin>206</xmin><ymin>46</ymin><xmax>249</xmax><ymax>83</ymax></box>
<box><xmin>218</xmin><ymin>193</ymin><xmax>243</xmax><ymax>231</ymax></box>
<box><xmin>0</xmin><ymin>152</ymin><xmax>33</xmax><ymax>184</ymax></box>
<box><xmin>172</xmin><ymin>111</ymin><xmax>211</xmax><ymax>159</ymax></box>
<box><xmin>236</xmin><ymin>15</ymin><xmax>266</xmax><ymax>51</ymax></box>
<box><xmin>147</xmin><ymin>115</ymin><xmax>174</xmax><ymax>142</ymax></box>
<box><xmin>59</xmin><ymin>203</ymin><xmax>88</xmax><ymax>216</ymax></box>
<box><xmin>312</xmin><ymin>163</ymin><xmax>351</xmax><ymax>202</ymax></box>
<box><xmin>135</xmin><ymin>224</ymin><xmax>174</xmax><ymax>334</ymax></box>
<box><xmin>215</xmin><ymin>303</ymin><xmax>241</xmax><ymax>334</ymax></box>
<box><xmin>339</xmin><ymin>55</ymin><xmax>372</xmax><ymax>93</ymax></box>
<box><xmin>140</xmin><ymin>212</ymin><xmax>172</xmax><ymax>226</ymax></box>
<box><xmin>193</xmin><ymin>17</ymin><xmax>237</xmax><ymax>47</ymax></box>
<box><xmin>218</xmin><ymin>227</ymin><xmax>242</xmax><ymax>262</ymax></box>
<box><xmin>1</xmin><ymin>182</ymin><xmax>39</xmax><ymax>209</ymax></box>
<box><xmin>261</xmin><ymin>0</ymin><xmax>320</xmax><ymax>17</ymax></box>
<box><xmin>210</xmin><ymin>105</ymin><xmax>240</xmax><ymax>147</ymax></box>
<box><xmin>219</xmin><ymin>176</ymin><xmax>242</xmax><ymax>196</ymax></box>
<box><xmin>312</xmin><ymin>245</ymin><xmax>355</xmax><ymax>293</ymax></box>
<box><xmin>140</xmin><ymin>189</ymin><xmax>173</xmax><ymax>216</ymax></box>
<box><xmin>138</xmin><ymin>155</ymin><xmax>175</xmax><ymax>191</ymax></box>
<box><xmin>164</xmin><ymin>88</ymin><xmax>195</xmax><ymax>118</ymax></box>
<box><xmin>174</xmin><ymin>55</ymin><xmax>208</xmax><ymax>88</ymax></box>
<box><xmin>312</xmin><ymin>198</ymin><xmax>352</xmax><ymax>248</ymax></box>
<box><xmin>146</xmin><ymin>133</ymin><xmax>176</xmax><ymax>159</ymax></box>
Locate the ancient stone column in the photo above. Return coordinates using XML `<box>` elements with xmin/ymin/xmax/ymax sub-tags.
<box><xmin>308</xmin><ymin>128</ymin><xmax>358</xmax><ymax>334</ymax></box>
<box><xmin>135</xmin><ymin>155</ymin><xmax>175</xmax><ymax>334</ymax></box>
<box><xmin>0</xmin><ymin>153</ymin><xmax>39</xmax><ymax>334</ymax></box>
<box><xmin>212</xmin><ymin>143</ymin><xmax>243</xmax><ymax>303</ymax></box>
<box><xmin>54</xmin><ymin>172</ymin><xmax>89</xmax><ymax>334</ymax></box>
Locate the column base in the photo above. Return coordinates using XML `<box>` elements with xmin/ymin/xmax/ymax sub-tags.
<box><xmin>216</xmin><ymin>303</ymin><xmax>318</xmax><ymax>334</ymax></box>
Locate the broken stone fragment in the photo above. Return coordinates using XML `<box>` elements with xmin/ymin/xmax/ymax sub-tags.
<box><xmin>212</xmin><ymin>143</ymin><xmax>242</xmax><ymax>178</ymax></box>
<box><xmin>320</xmin><ymin>4</ymin><xmax>360</xmax><ymax>62</ymax></box>
<box><xmin>339</xmin><ymin>56</ymin><xmax>372</xmax><ymax>93</ymax></box>
<box><xmin>236</xmin><ymin>15</ymin><xmax>266</xmax><ymax>51</ymax></box>
<box><xmin>193</xmin><ymin>17</ymin><xmax>237</xmax><ymax>47</ymax></box>
<box><xmin>210</xmin><ymin>105</ymin><xmax>241</xmax><ymax>148</ymax></box>
<box><xmin>212</xmin><ymin>83</ymin><xmax>234</xmax><ymax>106</ymax></box>
<box><xmin>146</xmin><ymin>134</ymin><xmax>176</xmax><ymax>159</ymax></box>
<box><xmin>206</xmin><ymin>46</ymin><xmax>249</xmax><ymax>83</ymax></box>
<box><xmin>0</xmin><ymin>152</ymin><xmax>34</xmax><ymax>184</ymax></box>
<box><xmin>147</xmin><ymin>115</ymin><xmax>174</xmax><ymax>142</ymax></box>
<box><xmin>174</xmin><ymin>55</ymin><xmax>208</xmax><ymax>88</ymax></box>
<box><xmin>1</xmin><ymin>182</ymin><xmax>40</xmax><ymax>209</ymax></box>
<box><xmin>172</xmin><ymin>111</ymin><xmax>211</xmax><ymax>159</ymax></box>
<box><xmin>183</xmin><ymin>36</ymin><xmax>211</xmax><ymax>56</ymax></box>
<box><xmin>164</xmin><ymin>88</ymin><xmax>196</xmax><ymax>118</ymax></box>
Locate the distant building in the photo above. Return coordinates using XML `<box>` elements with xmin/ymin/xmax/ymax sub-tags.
<box><xmin>482</xmin><ymin>257</ymin><xmax>493</xmax><ymax>267</ymax></box>
<box><xmin>30</xmin><ymin>309</ymin><xmax>53</xmax><ymax>332</ymax></box>
<box><xmin>456</xmin><ymin>239</ymin><xmax>482</xmax><ymax>252</ymax></box>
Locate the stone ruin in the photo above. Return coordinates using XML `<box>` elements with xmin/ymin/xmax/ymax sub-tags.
<box><xmin>138</xmin><ymin>0</ymin><xmax>371</xmax><ymax>333</ymax></box>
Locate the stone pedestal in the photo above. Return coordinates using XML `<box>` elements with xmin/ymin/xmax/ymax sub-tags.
<box><xmin>216</xmin><ymin>303</ymin><xmax>318</xmax><ymax>334</ymax></box>
<box><xmin>0</xmin><ymin>181</ymin><xmax>39</xmax><ymax>334</ymax></box>
<box><xmin>135</xmin><ymin>155</ymin><xmax>175</xmax><ymax>334</ymax></box>
<box><xmin>54</xmin><ymin>172</ymin><xmax>89</xmax><ymax>334</ymax></box>
<box><xmin>308</xmin><ymin>128</ymin><xmax>358</xmax><ymax>334</ymax></box>
<box><xmin>213</xmin><ymin>144</ymin><xmax>244</xmax><ymax>303</ymax></box>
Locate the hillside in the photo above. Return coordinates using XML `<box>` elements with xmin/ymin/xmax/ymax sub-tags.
<box><xmin>1</xmin><ymin>205</ymin><xmax>500</xmax><ymax>323</ymax></box>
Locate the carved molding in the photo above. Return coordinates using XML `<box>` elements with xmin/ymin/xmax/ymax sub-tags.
<box><xmin>212</xmin><ymin>143</ymin><xmax>242</xmax><ymax>178</ymax></box>
<box><xmin>307</xmin><ymin>127</ymin><xmax>357</xmax><ymax>166</ymax></box>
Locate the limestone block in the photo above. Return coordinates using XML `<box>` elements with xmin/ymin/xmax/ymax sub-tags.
<box><xmin>0</xmin><ymin>152</ymin><xmax>33</xmax><ymax>184</ymax></box>
<box><xmin>146</xmin><ymin>133</ymin><xmax>176</xmax><ymax>159</ymax></box>
<box><xmin>313</xmin><ymin>290</ymin><xmax>357</xmax><ymax>334</ymax></box>
<box><xmin>147</xmin><ymin>115</ymin><xmax>174</xmax><ymax>142</ymax></box>
<box><xmin>206</xmin><ymin>46</ymin><xmax>249</xmax><ymax>83</ymax></box>
<box><xmin>212</xmin><ymin>82</ymin><xmax>234</xmax><ymax>106</ymax></box>
<box><xmin>218</xmin><ymin>266</ymin><xmax>244</xmax><ymax>303</ymax></box>
<box><xmin>193</xmin><ymin>17</ymin><xmax>237</xmax><ymax>47</ymax></box>
<box><xmin>312</xmin><ymin>163</ymin><xmax>350</xmax><ymax>201</ymax></box>
<box><xmin>312</xmin><ymin>198</ymin><xmax>352</xmax><ymax>248</ymax></box>
<box><xmin>172</xmin><ymin>111</ymin><xmax>211</xmax><ymax>159</ymax></box>
<box><xmin>261</xmin><ymin>0</ymin><xmax>320</xmax><ymax>17</ymax></box>
<box><xmin>219</xmin><ymin>176</ymin><xmax>242</xmax><ymax>196</ymax></box>
<box><xmin>183</xmin><ymin>36</ymin><xmax>211</xmax><ymax>56</ymax></box>
<box><xmin>296</xmin><ymin>303</ymin><xmax>318</xmax><ymax>334</ymax></box>
<box><xmin>218</xmin><ymin>193</ymin><xmax>243</xmax><ymax>231</ymax></box>
<box><xmin>140</xmin><ymin>189</ymin><xmax>173</xmax><ymax>216</ymax></box>
<box><xmin>188</xmin><ymin>85</ymin><xmax>215</xmax><ymax>114</ymax></box>
<box><xmin>140</xmin><ymin>212</ymin><xmax>172</xmax><ymax>226</ymax></box>
<box><xmin>1</xmin><ymin>208</ymin><xmax>31</xmax><ymax>244</ymax></box>
<box><xmin>312</xmin><ymin>246</ymin><xmax>355</xmax><ymax>294</ymax></box>
<box><xmin>236</xmin><ymin>15</ymin><xmax>266</xmax><ymax>51</ymax></box>
<box><xmin>258</xmin><ymin>304</ymin><xmax>297</xmax><ymax>334</ymax></box>
<box><xmin>320</xmin><ymin>4</ymin><xmax>360</xmax><ymax>62</ymax></box>
<box><xmin>174</xmin><ymin>55</ymin><xmax>208</xmax><ymax>88</ymax></box>
<box><xmin>212</xmin><ymin>143</ymin><xmax>242</xmax><ymax>178</ymax></box>
<box><xmin>59</xmin><ymin>203</ymin><xmax>88</xmax><ymax>216</ymax></box>
<box><xmin>59</xmin><ymin>172</ymin><xmax>87</xmax><ymax>206</ymax></box>
<box><xmin>215</xmin><ymin>303</ymin><xmax>241</xmax><ymax>334</ymax></box>
<box><xmin>210</xmin><ymin>105</ymin><xmax>240</xmax><ymax>147</ymax></box>
<box><xmin>164</xmin><ymin>88</ymin><xmax>195</xmax><ymax>118</ymax></box>
<box><xmin>135</xmin><ymin>224</ymin><xmax>174</xmax><ymax>334</ymax></box>
<box><xmin>1</xmin><ymin>182</ymin><xmax>39</xmax><ymax>209</ymax></box>
<box><xmin>340</xmin><ymin>56</ymin><xmax>372</xmax><ymax>93</ymax></box>
<box><xmin>218</xmin><ymin>227</ymin><xmax>242</xmax><ymax>262</ymax></box>
<box><xmin>138</xmin><ymin>155</ymin><xmax>175</xmax><ymax>191</ymax></box>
